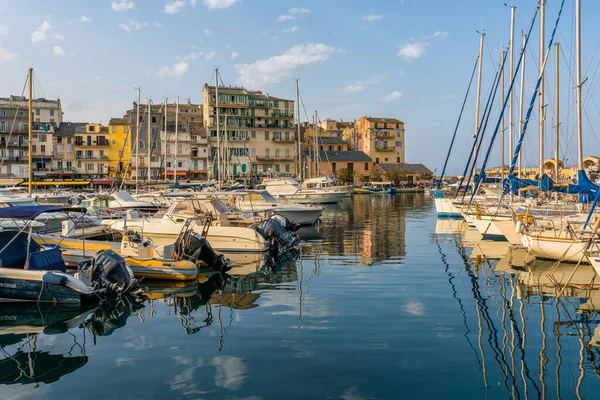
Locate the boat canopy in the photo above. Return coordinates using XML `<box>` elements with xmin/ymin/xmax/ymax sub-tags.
<box><xmin>0</xmin><ymin>206</ymin><xmax>85</xmax><ymax>220</ymax></box>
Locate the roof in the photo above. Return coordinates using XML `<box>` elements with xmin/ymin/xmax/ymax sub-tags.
<box><xmin>316</xmin><ymin>137</ymin><xmax>347</xmax><ymax>145</ymax></box>
<box><xmin>55</xmin><ymin>122</ymin><xmax>87</xmax><ymax>137</ymax></box>
<box><xmin>109</xmin><ymin>118</ymin><xmax>128</xmax><ymax>125</ymax></box>
<box><xmin>361</xmin><ymin>117</ymin><xmax>403</xmax><ymax>124</ymax></box>
<box><xmin>305</xmin><ymin>150</ymin><xmax>372</xmax><ymax>162</ymax></box>
<box><xmin>377</xmin><ymin>163</ymin><xmax>432</xmax><ymax>175</ymax></box>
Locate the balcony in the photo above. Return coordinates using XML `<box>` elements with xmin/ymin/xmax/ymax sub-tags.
<box><xmin>372</xmin><ymin>130</ymin><xmax>395</xmax><ymax>138</ymax></box>
<box><xmin>191</xmin><ymin>136</ymin><xmax>208</xmax><ymax>144</ymax></box>
<box><xmin>374</xmin><ymin>147</ymin><xmax>395</xmax><ymax>152</ymax></box>
<box><xmin>4</xmin><ymin>140</ymin><xmax>29</xmax><ymax>147</ymax></box>
<box><xmin>255</xmin><ymin>155</ymin><xmax>294</xmax><ymax>162</ymax></box>
<box><xmin>76</xmin><ymin>155</ymin><xmax>109</xmax><ymax>160</ymax></box>
<box><xmin>273</xmin><ymin>137</ymin><xmax>296</xmax><ymax>143</ymax></box>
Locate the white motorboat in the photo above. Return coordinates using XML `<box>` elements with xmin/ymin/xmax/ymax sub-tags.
<box><xmin>108</xmin><ymin>191</ymin><xmax>162</xmax><ymax>213</ymax></box>
<box><xmin>263</xmin><ymin>178</ymin><xmax>349</xmax><ymax>204</ymax></box>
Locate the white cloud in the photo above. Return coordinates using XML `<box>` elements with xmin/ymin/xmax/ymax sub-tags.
<box><xmin>278</xmin><ymin>7</ymin><xmax>309</xmax><ymax>21</ymax></box>
<box><xmin>111</xmin><ymin>0</ymin><xmax>135</xmax><ymax>11</ymax></box>
<box><xmin>211</xmin><ymin>356</ymin><xmax>247</xmax><ymax>391</ymax></box>
<box><xmin>0</xmin><ymin>42</ymin><xmax>18</xmax><ymax>62</ymax></box>
<box><xmin>53</xmin><ymin>45</ymin><xmax>65</xmax><ymax>55</ymax></box>
<box><xmin>203</xmin><ymin>0</ymin><xmax>240</xmax><ymax>9</ymax></box>
<box><xmin>164</xmin><ymin>0</ymin><xmax>186</xmax><ymax>14</ymax></box>
<box><xmin>342</xmin><ymin>74</ymin><xmax>386</xmax><ymax>93</ymax></box>
<box><xmin>190</xmin><ymin>0</ymin><xmax>197</xmax><ymax>6</ymax></box>
<box><xmin>381</xmin><ymin>90</ymin><xmax>403</xmax><ymax>102</ymax></box>
<box><xmin>401</xmin><ymin>301</ymin><xmax>425</xmax><ymax>316</ymax></box>
<box><xmin>235</xmin><ymin>43</ymin><xmax>337</xmax><ymax>88</ymax></box>
<box><xmin>432</xmin><ymin>31</ymin><xmax>450</xmax><ymax>38</ymax></box>
<box><xmin>31</xmin><ymin>21</ymin><xmax>64</xmax><ymax>44</ymax></box>
<box><xmin>79</xmin><ymin>16</ymin><xmax>93</xmax><ymax>23</ymax></box>
<box><xmin>157</xmin><ymin>51</ymin><xmax>212</xmax><ymax>78</ymax></box>
<box><xmin>362</xmin><ymin>14</ymin><xmax>383</xmax><ymax>22</ymax></box>
<box><xmin>204</xmin><ymin>29</ymin><xmax>212</xmax><ymax>37</ymax></box>
<box><xmin>158</xmin><ymin>61</ymin><xmax>189</xmax><ymax>78</ymax></box>
<box><xmin>396</xmin><ymin>41</ymin><xmax>428</xmax><ymax>62</ymax></box>
<box><xmin>0</xmin><ymin>25</ymin><xmax>9</xmax><ymax>36</ymax></box>
<box><xmin>119</xmin><ymin>20</ymin><xmax>162</xmax><ymax>32</ymax></box>
<box><xmin>440</xmin><ymin>94</ymin><xmax>457</xmax><ymax>101</ymax></box>
<box><xmin>283</xmin><ymin>25</ymin><xmax>299</xmax><ymax>33</ymax></box>
<box><xmin>231</xmin><ymin>51</ymin><xmax>239</xmax><ymax>60</ymax></box>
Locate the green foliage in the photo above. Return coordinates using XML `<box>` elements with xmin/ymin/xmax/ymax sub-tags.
<box><xmin>385</xmin><ymin>168</ymin><xmax>407</xmax><ymax>185</ymax></box>
<box><xmin>359</xmin><ymin>174</ymin><xmax>370</xmax><ymax>183</ymax></box>
<box><xmin>337</xmin><ymin>168</ymin><xmax>355</xmax><ymax>184</ymax></box>
<box><xmin>369</xmin><ymin>170</ymin><xmax>382</xmax><ymax>182</ymax></box>
<box><xmin>418</xmin><ymin>172</ymin><xmax>433</xmax><ymax>181</ymax></box>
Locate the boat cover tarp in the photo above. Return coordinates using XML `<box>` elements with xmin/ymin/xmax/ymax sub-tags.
<box><xmin>501</xmin><ymin>170</ymin><xmax>599</xmax><ymax>202</ymax></box>
<box><xmin>0</xmin><ymin>206</ymin><xmax>63</xmax><ymax>220</ymax></box>
<box><xmin>28</xmin><ymin>246</ymin><xmax>66</xmax><ymax>272</ymax></box>
<box><xmin>0</xmin><ymin>231</ymin><xmax>41</xmax><ymax>268</ymax></box>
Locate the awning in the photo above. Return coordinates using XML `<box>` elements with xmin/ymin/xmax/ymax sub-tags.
<box><xmin>160</xmin><ymin>171</ymin><xmax>188</xmax><ymax>176</ymax></box>
<box><xmin>32</xmin><ymin>158</ymin><xmax>52</xmax><ymax>163</ymax></box>
<box><xmin>20</xmin><ymin>181</ymin><xmax>91</xmax><ymax>186</ymax></box>
<box><xmin>92</xmin><ymin>179</ymin><xmax>119</xmax><ymax>185</ymax></box>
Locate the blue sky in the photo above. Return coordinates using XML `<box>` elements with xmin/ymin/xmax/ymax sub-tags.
<box><xmin>1</xmin><ymin>0</ymin><xmax>599</xmax><ymax>174</ymax></box>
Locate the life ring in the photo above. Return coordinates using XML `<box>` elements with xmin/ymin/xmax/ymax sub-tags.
<box><xmin>517</xmin><ymin>211</ymin><xmax>534</xmax><ymax>226</ymax></box>
<box><xmin>228</xmin><ymin>198</ymin><xmax>234</xmax><ymax>207</ymax></box>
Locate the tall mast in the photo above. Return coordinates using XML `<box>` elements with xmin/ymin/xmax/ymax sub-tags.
<box><xmin>27</xmin><ymin>68</ymin><xmax>33</xmax><ymax>197</ymax></box>
<box><xmin>500</xmin><ymin>50</ymin><xmax>505</xmax><ymax>180</ymax></box>
<box><xmin>473</xmin><ymin>32</ymin><xmax>485</xmax><ymax>182</ymax></box>
<box><xmin>215</xmin><ymin>68</ymin><xmax>221</xmax><ymax>188</ymax></box>
<box><xmin>147</xmin><ymin>99</ymin><xmax>151</xmax><ymax>181</ymax></box>
<box><xmin>174</xmin><ymin>96</ymin><xmax>179</xmax><ymax>182</ymax></box>
<box><xmin>575</xmin><ymin>0</ymin><xmax>583</xmax><ymax>172</ymax></box>
<box><xmin>538</xmin><ymin>0</ymin><xmax>546</xmax><ymax>177</ymax></box>
<box><xmin>509</xmin><ymin>6</ymin><xmax>516</xmax><ymax>162</ymax></box>
<box><xmin>518</xmin><ymin>34</ymin><xmax>527</xmax><ymax>179</ymax></box>
<box><xmin>163</xmin><ymin>97</ymin><xmax>167</xmax><ymax>181</ymax></box>
<box><xmin>135</xmin><ymin>87</ymin><xmax>140</xmax><ymax>193</ymax></box>
<box><xmin>555</xmin><ymin>42</ymin><xmax>560</xmax><ymax>181</ymax></box>
<box><xmin>296</xmin><ymin>79</ymin><xmax>302</xmax><ymax>180</ymax></box>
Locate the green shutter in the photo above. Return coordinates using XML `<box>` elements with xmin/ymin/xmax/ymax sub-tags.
<box><xmin>265</xmin><ymin>132</ymin><xmax>269</xmax><ymax>140</ymax></box>
<box><xmin>251</xmin><ymin>131</ymin><xmax>256</xmax><ymax>138</ymax></box>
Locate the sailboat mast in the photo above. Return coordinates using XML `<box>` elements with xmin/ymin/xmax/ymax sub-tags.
<box><xmin>500</xmin><ymin>50</ymin><xmax>505</xmax><ymax>180</ymax></box>
<box><xmin>135</xmin><ymin>87</ymin><xmax>140</xmax><ymax>193</ymax></box>
<box><xmin>215</xmin><ymin>68</ymin><xmax>221</xmax><ymax>188</ymax></box>
<box><xmin>555</xmin><ymin>42</ymin><xmax>560</xmax><ymax>181</ymax></box>
<box><xmin>174</xmin><ymin>96</ymin><xmax>179</xmax><ymax>181</ymax></box>
<box><xmin>509</xmin><ymin>6</ymin><xmax>516</xmax><ymax>159</ymax></box>
<box><xmin>163</xmin><ymin>97</ymin><xmax>167</xmax><ymax>181</ymax></box>
<box><xmin>473</xmin><ymin>32</ymin><xmax>485</xmax><ymax>183</ymax></box>
<box><xmin>296</xmin><ymin>79</ymin><xmax>302</xmax><ymax>180</ymax></box>
<box><xmin>518</xmin><ymin>34</ymin><xmax>527</xmax><ymax>179</ymax></box>
<box><xmin>538</xmin><ymin>0</ymin><xmax>546</xmax><ymax>177</ymax></box>
<box><xmin>147</xmin><ymin>99</ymin><xmax>151</xmax><ymax>181</ymax></box>
<box><xmin>27</xmin><ymin>68</ymin><xmax>32</xmax><ymax>197</ymax></box>
<box><xmin>575</xmin><ymin>0</ymin><xmax>583</xmax><ymax>172</ymax></box>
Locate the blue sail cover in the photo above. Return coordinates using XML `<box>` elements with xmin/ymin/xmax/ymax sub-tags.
<box><xmin>501</xmin><ymin>175</ymin><xmax>541</xmax><ymax>196</ymax></box>
<box><xmin>566</xmin><ymin>170</ymin><xmax>599</xmax><ymax>203</ymax></box>
<box><xmin>501</xmin><ymin>170</ymin><xmax>599</xmax><ymax>202</ymax></box>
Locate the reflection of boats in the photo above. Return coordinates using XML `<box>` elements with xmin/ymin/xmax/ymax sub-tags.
<box><xmin>296</xmin><ymin>225</ymin><xmax>323</xmax><ymax>241</ymax></box>
<box><xmin>435</xmin><ymin>218</ymin><xmax>468</xmax><ymax>235</ymax></box>
<box><xmin>470</xmin><ymin>240</ymin><xmax>510</xmax><ymax>260</ymax></box>
<box><xmin>0</xmin><ymin>348</ymin><xmax>88</xmax><ymax>385</ymax></box>
<box><xmin>0</xmin><ymin>303</ymin><xmax>91</xmax><ymax>336</ymax></box>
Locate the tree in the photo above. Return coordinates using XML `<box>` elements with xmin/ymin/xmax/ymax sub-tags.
<box><xmin>370</xmin><ymin>170</ymin><xmax>382</xmax><ymax>182</ymax></box>
<box><xmin>385</xmin><ymin>168</ymin><xmax>407</xmax><ymax>185</ymax></box>
<box><xmin>418</xmin><ymin>172</ymin><xmax>433</xmax><ymax>181</ymax></box>
<box><xmin>359</xmin><ymin>174</ymin><xmax>370</xmax><ymax>184</ymax></box>
<box><xmin>337</xmin><ymin>168</ymin><xmax>355</xmax><ymax>184</ymax></box>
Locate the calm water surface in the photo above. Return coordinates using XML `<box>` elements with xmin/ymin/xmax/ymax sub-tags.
<box><xmin>3</xmin><ymin>194</ymin><xmax>600</xmax><ymax>399</ymax></box>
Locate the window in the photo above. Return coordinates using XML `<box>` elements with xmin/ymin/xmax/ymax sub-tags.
<box><xmin>395</xmin><ymin>141</ymin><xmax>401</xmax><ymax>147</ymax></box>
<box><xmin>32</xmin><ymin>145</ymin><xmax>36</xmax><ymax>153</ymax></box>
<box><xmin>251</xmin><ymin>148</ymin><xmax>256</xmax><ymax>156</ymax></box>
<box><xmin>396</xmin><ymin>157</ymin><xmax>400</xmax><ymax>163</ymax></box>
<box><xmin>265</xmin><ymin>131</ymin><xmax>269</xmax><ymax>140</ymax></box>
<box><xmin>112</xmin><ymin>140</ymin><xmax>117</xmax><ymax>144</ymax></box>
<box><xmin>374</xmin><ymin>140</ymin><xmax>379</xmax><ymax>149</ymax></box>
<box><xmin>251</xmin><ymin>131</ymin><xmax>256</xmax><ymax>138</ymax></box>
<box><xmin>50</xmin><ymin>110</ymin><xmax>55</xmax><ymax>117</ymax></box>
<box><xmin>265</xmin><ymin>148</ymin><xmax>270</xmax><ymax>158</ymax></box>
<box><xmin>375</xmin><ymin>158</ymin><xmax>379</xmax><ymax>164</ymax></box>
<box><xmin>112</xmin><ymin>126</ymin><xmax>117</xmax><ymax>134</ymax></box>
<box><xmin>285</xmin><ymin>148</ymin><xmax>290</xmax><ymax>158</ymax></box>
<box><xmin>119</xmin><ymin>150</ymin><xmax>124</xmax><ymax>158</ymax></box>
<box><xmin>99</xmin><ymin>150</ymin><xmax>105</xmax><ymax>158</ymax></box>
<box><xmin>332</xmin><ymin>162</ymin><xmax>336</xmax><ymax>173</ymax></box>
<box><xmin>284</xmin><ymin>100</ymin><xmax>289</xmax><ymax>109</ymax></box>
<box><xmin>50</xmin><ymin>118</ymin><xmax>54</xmax><ymax>123</ymax></box>
<box><xmin>0</xmin><ymin>111</ymin><xmax>5</xmax><ymax>116</ymax></box>
<box><xmin>19</xmin><ymin>111</ymin><xmax>24</xmax><ymax>117</ymax></box>
<box><xmin>40</xmin><ymin>134</ymin><xmax>47</xmax><ymax>143</ymax></box>
<box><xmin>178</xmin><ymin>162</ymin><xmax>183</xmax><ymax>168</ymax></box>
<box><xmin>0</xmin><ymin>122</ymin><xmax>6</xmax><ymax>131</ymax></box>
<box><xmin>57</xmin><ymin>161</ymin><xmax>63</xmax><ymax>169</ymax></box>
<box><xmin>328</xmin><ymin>146</ymin><xmax>333</xmax><ymax>151</ymax></box>
<box><xmin>285</xmin><ymin>164</ymin><xmax>290</xmax><ymax>173</ymax></box>
<box><xmin>40</xmin><ymin>145</ymin><xmax>45</xmax><ymax>154</ymax></box>
<box><xmin>275</xmin><ymin>148</ymin><xmax>280</xmax><ymax>157</ymax></box>
<box><xmin>35</xmin><ymin>118</ymin><xmax>40</xmax><ymax>123</ymax></box>
<box><xmin>139</xmin><ymin>141</ymin><xmax>145</xmax><ymax>150</ymax></box>
<box><xmin>35</xmin><ymin>109</ymin><xmax>40</xmax><ymax>115</ymax></box>
<box><xmin>263</xmin><ymin>164</ymin><xmax>267</xmax><ymax>172</ymax></box>
<box><xmin>285</xmin><ymin>132</ymin><xmax>289</xmax><ymax>141</ymax></box>
<box><xmin>152</xmin><ymin>117</ymin><xmax>157</xmax><ymax>123</ymax></box>
<box><xmin>67</xmin><ymin>137</ymin><xmax>72</xmax><ymax>144</ymax></box>
<box><xmin>86</xmin><ymin>163</ymin><xmax>94</xmax><ymax>171</ymax></box>
<box><xmin>384</xmin><ymin>158</ymin><xmax>388</xmax><ymax>162</ymax></box>
<box><xmin>274</xmin><ymin>101</ymin><xmax>279</xmax><ymax>108</ymax></box>
<box><xmin>88</xmin><ymin>125</ymin><xmax>95</xmax><ymax>132</ymax></box>
<box><xmin>365</xmin><ymin>163</ymin><xmax>369</xmax><ymax>171</ymax></box>
<box><xmin>66</xmin><ymin>161</ymin><xmax>72</xmax><ymax>170</ymax></box>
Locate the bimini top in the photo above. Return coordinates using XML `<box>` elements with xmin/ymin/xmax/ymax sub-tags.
<box><xmin>0</xmin><ymin>206</ymin><xmax>85</xmax><ymax>220</ymax></box>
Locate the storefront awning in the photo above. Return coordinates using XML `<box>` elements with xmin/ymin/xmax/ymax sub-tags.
<box><xmin>92</xmin><ymin>179</ymin><xmax>119</xmax><ymax>185</ymax></box>
<box><xmin>20</xmin><ymin>181</ymin><xmax>91</xmax><ymax>186</ymax></box>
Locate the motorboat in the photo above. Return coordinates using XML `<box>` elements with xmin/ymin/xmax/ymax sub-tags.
<box><xmin>263</xmin><ymin>177</ymin><xmax>349</xmax><ymax>204</ymax></box>
<box><xmin>108</xmin><ymin>191</ymin><xmax>162</xmax><ymax>213</ymax></box>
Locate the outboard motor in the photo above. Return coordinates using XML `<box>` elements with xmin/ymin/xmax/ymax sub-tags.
<box><xmin>254</xmin><ymin>215</ymin><xmax>300</xmax><ymax>256</ymax></box>
<box><xmin>85</xmin><ymin>250</ymin><xmax>137</xmax><ymax>294</ymax></box>
<box><xmin>270</xmin><ymin>213</ymin><xmax>301</xmax><ymax>232</ymax></box>
<box><xmin>175</xmin><ymin>231</ymin><xmax>231</xmax><ymax>272</ymax></box>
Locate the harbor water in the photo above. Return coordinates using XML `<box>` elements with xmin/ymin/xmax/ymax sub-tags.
<box><xmin>3</xmin><ymin>194</ymin><xmax>600</xmax><ymax>399</ymax></box>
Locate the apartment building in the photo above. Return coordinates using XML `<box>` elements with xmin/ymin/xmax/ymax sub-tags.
<box><xmin>202</xmin><ymin>84</ymin><xmax>296</xmax><ymax>177</ymax></box>
<box><xmin>356</xmin><ymin>117</ymin><xmax>405</xmax><ymax>165</ymax></box>
<box><xmin>0</xmin><ymin>95</ymin><xmax>63</xmax><ymax>124</ymax></box>
<box><xmin>108</xmin><ymin>118</ymin><xmax>131</xmax><ymax>179</ymax></box>
<box><xmin>53</xmin><ymin>122</ymin><xmax>85</xmax><ymax>180</ymax></box>
<box><xmin>73</xmin><ymin>123</ymin><xmax>110</xmax><ymax>179</ymax></box>
<box><xmin>317</xmin><ymin>119</ymin><xmax>353</xmax><ymax>138</ymax></box>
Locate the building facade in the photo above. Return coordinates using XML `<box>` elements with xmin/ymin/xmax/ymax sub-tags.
<box><xmin>356</xmin><ymin>117</ymin><xmax>405</xmax><ymax>165</ymax></box>
<box><xmin>108</xmin><ymin>118</ymin><xmax>131</xmax><ymax>179</ymax></box>
<box><xmin>202</xmin><ymin>84</ymin><xmax>296</xmax><ymax>178</ymax></box>
<box><xmin>305</xmin><ymin>150</ymin><xmax>373</xmax><ymax>184</ymax></box>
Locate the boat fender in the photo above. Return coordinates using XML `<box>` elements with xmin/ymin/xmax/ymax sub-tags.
<box><xmin>515</xmin><ymin>221</ymin><xmax>523</xmax><ymax>234</ymax></box>
<box><xmin>43</xmin><ymin>272</ymin><xmax>68</xmax><ymax>286</ymax></box>
<box><xmin>64</xmin><ymin>274</ymin><xmax>93</xmax><ymax>294</ymax></box>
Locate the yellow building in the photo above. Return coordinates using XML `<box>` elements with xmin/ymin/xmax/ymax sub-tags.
<box><xmin>356</xmin><ymin>117</ymin><xmax>405</xmax><ymax>165</ymax></box>
<box><xmin>108</xmin><ymin>118</ymin><xmax>132</xmax><ymax>178</ymax></box>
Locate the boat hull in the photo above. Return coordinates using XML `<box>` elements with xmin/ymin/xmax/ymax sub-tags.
<box><xmin>0</xmin><ymin>269</ymin><xmax>90</xmax><ymax>304</ymax></box>
<box><xmin>434</xmin><ymin>198</ymin><xmax>463</xmax><ymax>219</ymax></box>
<box><xmin>521</xmin><ymin>233</ymin><xmax>588</xmax><ymax>263</ymax></box>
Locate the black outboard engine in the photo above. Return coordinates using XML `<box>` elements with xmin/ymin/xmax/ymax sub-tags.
<box><xmin>175</xmin><ymin>231</ymin><xmax>231</xmax><ymax>272</ymax></box>
<box><xmin>254</xmin><ymin>215</ymin><xmax>300</xmax><ymax>256</ymax></box>
<box><xmin>269</xmin><ymin>213</ymin><xmax>301</xmax><ymax>232</ymax></box>
<box><xmin>86</xmin><ymin>250</ymin><xmax>136</xmax><ymax>294</ymax></box>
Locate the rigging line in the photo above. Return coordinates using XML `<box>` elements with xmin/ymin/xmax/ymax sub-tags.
<box><xmin>437</xmin><ymin>55</ymin><xmax>479</xmax><ymax>185</ymax></box>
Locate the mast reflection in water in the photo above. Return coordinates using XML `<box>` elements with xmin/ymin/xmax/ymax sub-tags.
<box><xmin>2</xmin><ymin>195</ymin><xmax>600</xmax><ymax>399</ymax></box>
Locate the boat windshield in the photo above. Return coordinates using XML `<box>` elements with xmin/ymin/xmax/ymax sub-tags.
<box><xmin>258</xmin><ymin>191</ymin><xmax>277</xmax><ymax>202</ymax></box>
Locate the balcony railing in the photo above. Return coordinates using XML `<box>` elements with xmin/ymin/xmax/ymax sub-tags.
<box><xmin>255</xmin><ymin>155</ymin><xmax>294</xmax><ymax>161</ymax></box>
<box><xmin>374</xmin><ymin>147</ymin><xmax>395</xmax><ymax>152</ymax></box>
<box><xmin>76</xmin><ymin>155</ymin><xmax>109</xmax><ymax>160</ymax></box>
